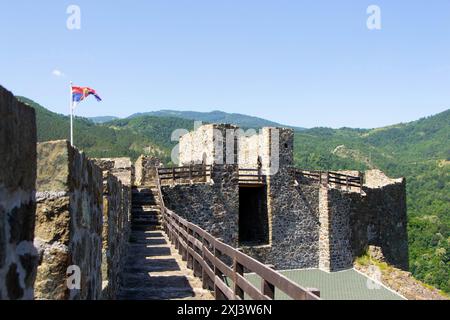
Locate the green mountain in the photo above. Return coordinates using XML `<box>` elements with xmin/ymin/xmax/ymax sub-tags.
<box><xmin>18</xmin><ymin>95</ymin><xmax>449</xmax><ymax>294</ymax></box>
<box><xmin>17</xmin><ymin>97</ymin><xmax>170</xmax><ymax>162</ymax></box>
<box><xmin>88</xmin><ymin>116</ymin><xmax>119</xmax><ymax>124</ymax></box>
<box><xmin>105</xmin><ymin>115</ymin><xmax>194</xmax><ymax>153</ymax></box>
<box><xmin>128</xmin><ymin>109</ymin><xmax>304</xmax><ymax>131</ymax></box>
<box><xmin>293</xmin><ymin>111</ymin><xmax>450</xmax><ymax>293</ymax></box>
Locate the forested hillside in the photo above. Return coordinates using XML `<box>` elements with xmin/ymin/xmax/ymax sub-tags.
<box><xmin>128</xmin><ymin>109</ymin><xmax>304</xmax><ymax>131</ymax></box>
<box><xmin>19</xmin><ymin>95</ymin><xmax>449</xmax><ymax>294</ymax></box>
<box><xmin>294</xmin><ymin>110</ymin><xmax>449</xmax><ymax>293</ymax></box>
<box><xmin>17</xmin><ymin>97</ymin><xmax>169</xmax><ymax>161</ymax></box>
<box><xmin>106</xmin><ymin>116</ymin><xmax>194</xmax><ymax>153</ymax></box>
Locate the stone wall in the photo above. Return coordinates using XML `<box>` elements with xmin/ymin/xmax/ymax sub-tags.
<box><xmin>171</xmin><ymin>126</ymin><xmax>320</xmax><ymax>269</ymax></box>
<box><xmin>179</xmin><ymin>124</ymin><xmax>294</xmax><ymax>172</ymax></box>
<box><xmin>162</xmin><ymin>165</ymin><xmax>239</xmax><ymax>246</ymax></box>
<box><xmin>238</xmin><ymin>127</ymin><xmax>294</xmax><ymax>174</ymax></box>
<box><xmin>163</xmin><ymin>165</ymin><xmax>407</xmax><ymax>273</ymax></box>
<box><xmin>358</xmin><ymin>170</ymin><xmax>408</xmax><ymax>270</ymax></box>
<box><xmin>93</xmin><ymin>158</ymin><xmax>133</xmax><ymax>299</ymax></box>
<box><xmin>101</xmin><ymin>174</ymin><xmax>123</xmax><ymax>299</ymax></box>
<box><xmin>317</xmin><ymin>169</ymin><xmax>408</xmax><ymax>272</ymax></box>
<box><xmin>135</xmin><ymin>155</ymin><xmax>163</xmax><ymax>186</ymax></box>
<box><xmin>237</xmin><ymin>130</ymin><xmax>262</xmax><ymax>169</ymax></box>
<box><xmin>93</xmin><ymin>157</ymin><xmax>133</xmax><ymax>233</ymax></box>
<box><xmin>242</xmin><ymin>174</ymin><xmax>320</xmax><ymax>269</ymax></box>
<box><xmin>179</xmin><ymin>124</ymin><xmax>238</xmax><ymax>166</ymax></box>
<box><xmin>34</xmin><ymin>141</ymin><xmax>103</xmax><ymax>300</ymax></box>
<box><xmin>318</xmin><ymin>186</ymin><xmax>355</xmax><ymax>271</ymax></box>
<box><xmin>0</xmin><ymin>86</ymin><xmax>38</xmax><ymax>300</ymax></box>
<box><xmin>172</xmin><ymin>123</ymin><xmax>408</xmax><ymax>274</ymax></box>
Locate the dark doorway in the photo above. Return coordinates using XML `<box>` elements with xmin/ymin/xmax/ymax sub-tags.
<box><xmin>239</xmin><ymin>186</ymin><xmax>269</xmax><ymax>245</ymax></box>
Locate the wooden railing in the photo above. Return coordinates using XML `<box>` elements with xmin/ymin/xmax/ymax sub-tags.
<box><xmin>238</xmin><ymin>168</ymin><xmax>266</xmax><ymax>185</ymax></box>
<box><xmin>155</xmin><ymin>170</ymin><xmax>319</xmax><ymax>301</ymax></box>
<box><xmin>157</xmin><ymin>165</ymin><xmax>212</xmax><ymax>185</ymax></box>
<box><xmin>295</xmin><ymin>169</ymin><xmax>363</xmax><ymax>191</ymax></box>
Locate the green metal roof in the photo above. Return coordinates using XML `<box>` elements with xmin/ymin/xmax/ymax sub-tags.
<box><xmin>242</xmin><ymin>268</ymin><xmax>405</xmax><ymax>300</ymax></box>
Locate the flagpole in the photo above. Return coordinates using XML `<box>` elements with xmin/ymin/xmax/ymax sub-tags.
<box><xmin>70</xmin><ymin>81</ymin><xmax>73</xmax><ymax>146</ymax></box>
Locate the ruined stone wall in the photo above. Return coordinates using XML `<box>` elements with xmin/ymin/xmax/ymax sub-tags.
<box><xmin>242</xmin><ymin>176</ymin><xmax>320</xmax><ymax>269</ymax></box>
<box><xmin>318</xmin><ymin>187</ymin><xmax>355</xmax><ymax>272</ymax></box>
<box><xmin>162</xmin><ymin>165</ymin><xmax>239</xmax><ymax>246</ymax></box>
<box><xmin>241</xmin><ymin>129</ymin><xmax>306</xmax><ymax>268</ymax></box>
<box><xmin>239</xmin><ymin>168</ymin><xmax>407</xmax><ymax>272</ymax></box>
<box><xmin>101</xmin><ymin>174</ymin><xmax>123</xmax><ymax>299</ymax></box>
<box><xmin>172</xmin><ymin>122</ymin><xmax>408</xmax><ymax>273</ymax></box>
<box><xmin>318</xmin><ymin>169</ymin><xmax>408</xmax><ymax>272</ymax></box>
<box><xmin>93</xmin><ymin>157</ymin><xmax>133</xmax><ymax>232</ymax></box>
<box><xmin>179</xmin><ymin>125</ymin><xmax>215</xmax><ymax>166</ymax></box>
<box><xmin>135</xmin><ymin>155</ymin><xmax>162</xmax><ymax>186</ymax></box>
<box><xmin>34</xmin><ymin>141</ymin><xmax>103</xmax><ymax>300</ymax></box>
<box><xmin>174</xmin><ymin>126</ymin><xmax>319</xmax><ymax>269</ymax></box>
<box><xmin>358</xmin><ymin>170</ymin><xmax>408</xmax><ymax>270</ymax></box>
<box><xmin>238</xmin><ymin>127</ymin><xmax>294</xmax><ymax>172</ymax></box>
<box><xmin>237</xmin><ymin>130</ymin><xmax>263</xmax><ymax>169</ymax></box>
<box><xmin>0</xmin><ymin>86</ymin><xmax>38</xmax><ymax>300</ymax></box>
<box><xmin>93</xmin><ymin>158</ymin><xmax>133</xmax><ymax>299</ymax></box>
<box><xmin>179</xmin><ymin>124</ymin><xmax>238</xmax><ymax>166</ymax></box>
<box><xmin>94</xmin><ymin>158</ymin><xmax>135</xmax><ymax>187</ymax></box>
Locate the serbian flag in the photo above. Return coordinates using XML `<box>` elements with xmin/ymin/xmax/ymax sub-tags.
<box><xmin>72</xmin><ymin>86</ymin><xmax>102</xmax><ymax>103</ymax></box>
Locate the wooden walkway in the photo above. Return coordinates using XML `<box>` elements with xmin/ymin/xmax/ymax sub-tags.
<box><xmin>118</xmin><ymin>172</ymin><xmax>320</xmax><ymax>301</ymax></box>
<box><xmin>117</xmin><ymin>186</ymin><xmax>213</xmax><ymax>300</ymax></box>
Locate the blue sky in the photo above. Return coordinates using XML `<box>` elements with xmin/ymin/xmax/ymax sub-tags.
<box><xmin>0</xmin><ymin>1</ymin><xmax>449</xmax><ymax>128</ymax></box>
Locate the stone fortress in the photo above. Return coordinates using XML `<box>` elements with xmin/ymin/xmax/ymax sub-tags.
<box><xmin>1</xmin><ymin>84</ymin><xmax>431</xmax><ymax>300</ymax></box>
<box><xmin>165</xmin><ymin>124</ymin><xmax>409</xmax><ymax>272</ymax></box>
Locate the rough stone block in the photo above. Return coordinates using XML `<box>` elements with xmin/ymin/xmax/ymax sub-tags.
<box><xmin>0</xmin><ymin>85</ymin><xmax>38</xmax><ymax>300</ymax></box>
<box><xmin>135</xmin><ymin>155</ymin><xmax>163</xmax><ymax>186</ymax></box>
<box><xmin>92</xmin><ymin>158</ymin><xmax>132</xmax><ymax>299</ymax></box>
<box><xmin>34</xmin><ymin>140</ymin><xmax>103</xmax><ymax>300</ymax></box>
<box><xmin>162</xmin><ymin>164</ymin><xmax>239</xmax><ymax>246</ymax></box>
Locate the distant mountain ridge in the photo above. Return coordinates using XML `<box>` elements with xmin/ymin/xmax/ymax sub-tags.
<box><xmin>89</xmin><ymin>116</ymin><xmax>119</xmax><ymax>124</ymax></box>
<box><xmin>90</xmin><ymin>109</ymin><xmax>304</xmax><ymax>130</ymax></box>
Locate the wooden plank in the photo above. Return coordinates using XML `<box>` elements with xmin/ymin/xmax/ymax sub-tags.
<box><xmin>235</xmin><ymin>273</ymin><xmax>268</xmax><ymax>300</ymax></box>
<box><xmin>203</xmin><ymin>245</ymin><xmax>215</xmax><ymax>265</ymax></box>
<box><xmin>187</xmin><ymin>234</ymin><xmax>203</xmax><ymax>250</ymax></box>
<box><xmin>188</xmin><ymin>222</ymin><xmax>207</xmax><ymax>237</ymax></box>
<box><xmin>215</xmin><ymin>276</ymin><xmax>235</xmax><ymax>300</ymax></box>
<box><xmin>201</xmin><ymin>256</ymin><xmax>215</xmax><ymax>281</ymax></box>
<box><xmin>306</xmin><ymin>288</ymin><xmax>321</xmax><ymax>299</ymax></box>
<box><xmin>214</xmin><ymin>239</ymin><xmax>237</xmax><ymax>258</ymax></box>
<box><xmin>233</xmin><ymin>259</ymin><xmax>245</xmax><ymax>300</ymax></box>
<box><xmin>213</xmin><ymin>254</ymin><xmax>234</xmax><ymax>279</ymax></box>
<box><xmin>261</xmin><ymin>279</ymin><xmax>275</xmax><ymax>299</ymax></box>
<box><xmin>201</xmin><ymin>230</ymin><xmax>216</xmax><ymax>244</ymax></box>
<box><xmin>163</xmin><ymin>206</ymin><xmax>320</xmax><ymax>301</ymax></box>
<box><xmin>178</xmin><ymin>237</ymin><xmax>188</xmax><ymax>250</ymax></box>
<box><xmin>179</xmin><ymin>227</ymin><xmax>189</xmax><ymax>239</ymax></box>
<box><xmin>234</xmin><ymin>251</ymin><xmax>316</xmax><ymax>300</ymax></box>
<box><xmin>189</xmin><ymin>246</ymin><xmax>203</xmax><ymax>265</ymax></box>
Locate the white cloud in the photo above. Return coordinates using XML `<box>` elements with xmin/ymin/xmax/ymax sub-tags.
<box><xmin>52</xmin><ymin>69</ymin><xmax>65</xmax><ymax>77</ymax></box>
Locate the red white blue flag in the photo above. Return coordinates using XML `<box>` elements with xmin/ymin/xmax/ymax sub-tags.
<box><xmin>72</xmin><ymin>86</ymin><xmax>102</xmax><ymax>103</ymax></box>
